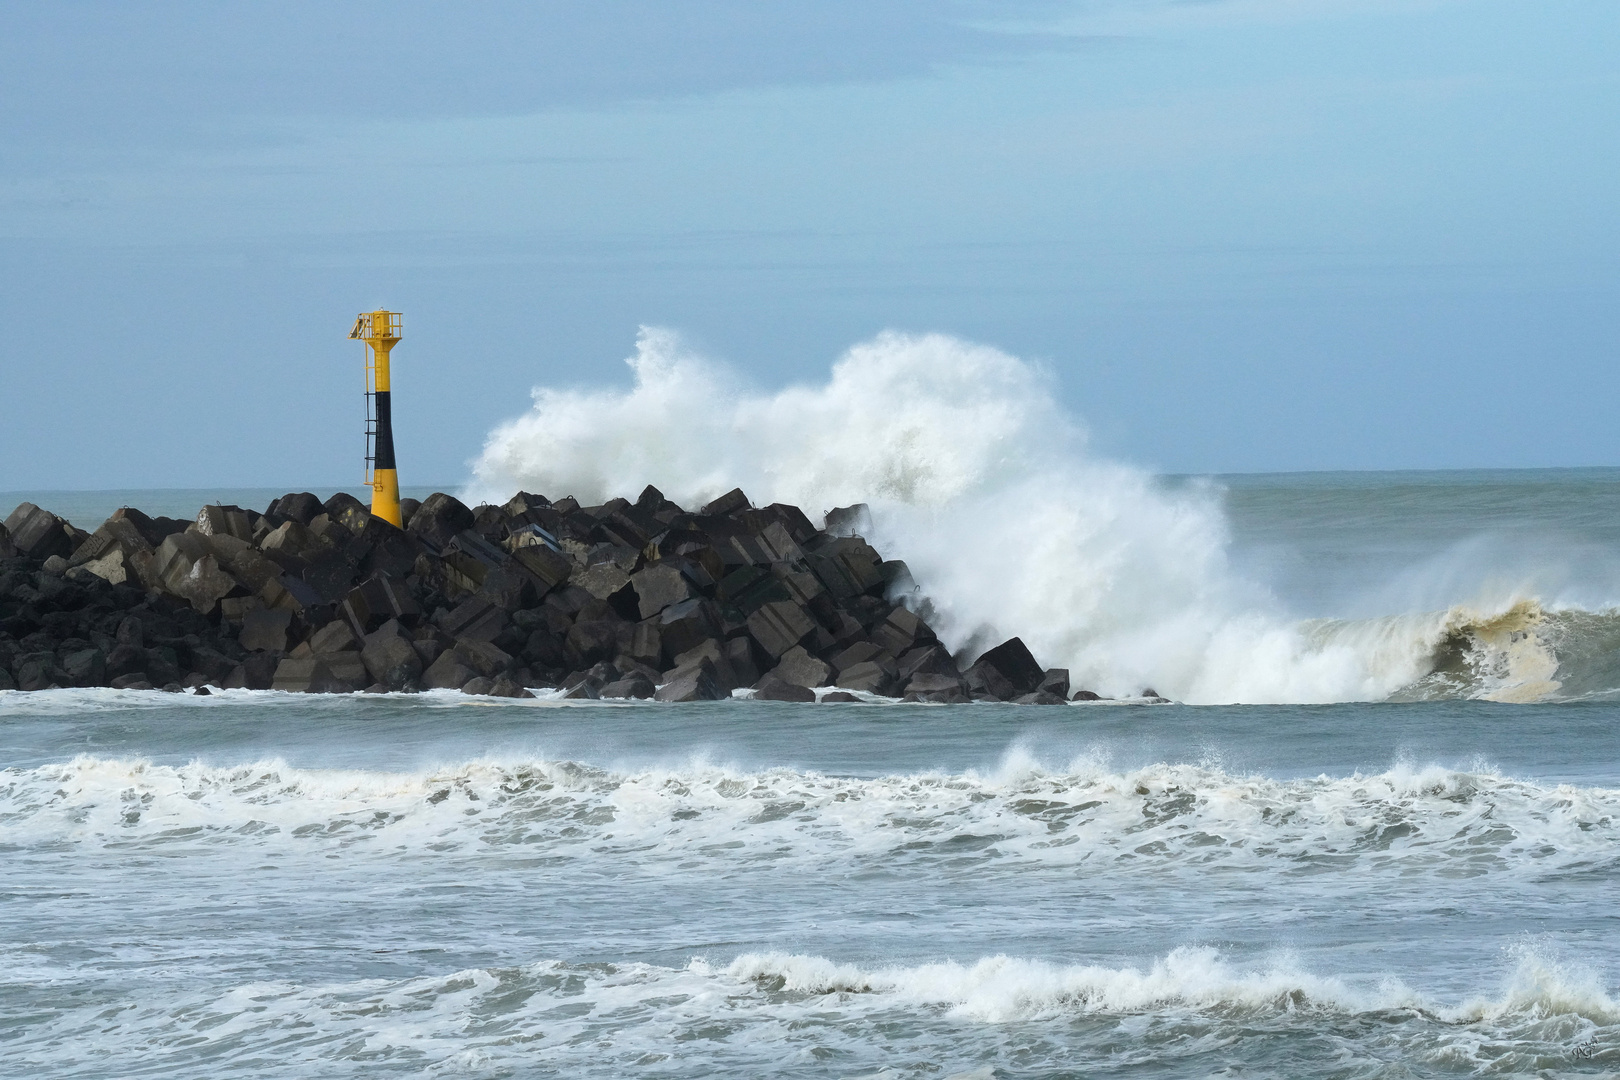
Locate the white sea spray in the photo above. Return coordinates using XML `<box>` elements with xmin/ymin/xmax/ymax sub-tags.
<box><xmin>465</xmin><ymin>329</ymin><xmax>1613</xmax><ymax>703</ymax></box>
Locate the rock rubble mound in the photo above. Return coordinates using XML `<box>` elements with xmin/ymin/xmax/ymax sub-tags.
<box><xmin>0</xmin><ymin>487</ymin><xmax>1111</xmax><ymax>703</ymax></box>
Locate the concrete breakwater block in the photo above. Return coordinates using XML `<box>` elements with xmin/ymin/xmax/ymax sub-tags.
<box><xmin>0</xmin><ymin>488</ymin><xmax>1125</xmax><ymax>704</ymax></box>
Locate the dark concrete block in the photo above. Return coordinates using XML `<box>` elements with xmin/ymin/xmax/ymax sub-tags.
<box><xmin>438</xmin><ymin>596</ymin><xmax>507</xmax><ymax>644</ymax></box>
<box><xmin>658</xmin><ymin>599</ymin><xmax>721</xmax><ymax>662</ymax></box>
<box><xmin>105</xmin><ymin>642</ymin><xmax>146</xmax><ymax>680</ymax></box>
<box><xmin>655</xmin><ymin>659</ymin><xmax>725</xmax><ymax>701</ymax></box>
<box><xmin>208</xmin><ymin>535</ymin><xmax>280</xmax><ymax>593</ymax></box>
<box><xmin>219</xmin><ymin>596</ymin><xmax>262</xmax><ymax>626</ymax></box>
<box><xmin>407</xmin><ymin>493</ymin><xmax>475</xmax><ymax>551</ymax></box>
<box><xmin>905</xmin><ymin>672</ymin><xmax>967</xmax><ymax>696</ymax></box>
<box><xmin>631</xmin><ymin>563</ymin><xmax>697</xmax><ymax>619</ymax></box>
<box><xmin>358</xmin><ymin>529</ymin><xmax>421</xmax><ymax>581</ymax></box>
<box><xmin>718</xmin><ymin>565</ymin><xmax>791</xmax><ymax>614</ymax></box>
<box><xmin>898</xmin><ymin>644</ymin><xmax>959</xmax><ymax>681</ymax></box>
<box><xmin>973</xmin><ymin>637</ymin><xmax>1044</xmax><ymax>697</ymax></box>
<box><xmin>307</xmin><ymin>620</ymin><xmax>359</xmax><ymax>654</ymax></box>
<box><xmin>189</xmin><ymin>646</ymin><xmax>238</xmax><ymax>684</ymax></box>
<box><xmin>115</xmin><ymin>615</ymin><xmax>144</xmax><ymax>647</ymax></box>
<box><xmin>61</xmin><ymin>647</ymin><xmax>107</xmax><ymax>687</ymax></box>
<box><xmin>510</xmin><ymin>543</ymin><xmax>572</xmax><ymax>591</ymax></box>
<box><xmin>341</xmin><ymin>573</ymin><xmax>421</xmax><ymax>636</ymax></box>
<box><xmin>622</xmin><ymin>621</ymin><xmax>662</xmax><ymax>667</ymax></box>
<box><xmin>771</xmin><ymin>644</ymin><xmax>831</xmax><ymax>688</ymax></box>
<box><xmin>575</xmin><ymin>561</ymin><xmax>632</xmax><ymax>604</ymax></box>
<box><xmin>806</xmin><ymin>537</ymin><xmax>884</xmax><ymax>600</ymax></box>
<box><xmin>300</xmin><ymin>553</ymin><xmax>360</xmax><ymax>604</ymax></box>
<box><xmin>823</xmin><ymin>503</ymin><xmax>872</xmax><ymax>537</ymax></box>
<box><xmin>502</xmin><ymin>491</ymin><xmax>550</xmax><ymax>518</ymax></box>
<box><xmin>422</xmin><ymin>650</ymin><xmax>478</xmax><ymax>690</ymax></box>
<box><xmin>240</xmin><ymin>607</ymin><xmax>295</xmax><ymax>653</ymax></box>
<box><xmin>441</xmin><ymin>530</ymin><xmax>508</xmax><ymax>594</ymax></box>
<box><xmin>755</xmin><ymin>521</ymin><xmax>803</xmax><ymax>564</ymax></box>
<box><xmin>751</xmin><ymin>672</ymin><xmax>815</xmax><ymax>702</ymax></box>
<box><xmin>762</xmin><ymin>503</ymin><xmax>818</xmax><ymax>544</ymax></box>
<box><xmin>143</xmin><ymin>647</ymin><xmax>183</xmax><ymax>688</ymax></box>
<box><xmin>745</xmin><ymin>599</ymin><xmax>816</xmax><ymax>659</ymax></box>
<box><xmin>722</xmin><ymin>636</ymin><xmax>759</xmax><ymax>688</ymax></box>
<box><xmin>165</xmin><ymin>553</ymin><xmax>239</xmax><ymax>615</ymax></box>
<box><xmin>270</xmin><ymin>492</ymin><xmax>324</xmax><ymax>525</ymax></box>
<box><xmin>223</xmin><ymin>653</ymin><xmax>279</xmax><ymax>690</ymax></box>
<box><xmin>260</xmin><ymin>574</ymin><xmax>326</xmax><ymax>617</ymax></box>
<box><xmin>963</xmin><ymin>657</ymin><xmax>1018</xmax><ymax>701</ymax></box>
<box><xmin>446</xmin><ymin>639</ymin><xmax>510</xmax><ymax>679</ymax></box>
<box><xmin>323</xmin><ymin>492</ymin><xmax>371</xmax><ymax>534</ymax></box>
<box><xmin>272</xmin><ymin>655</ymin><xmax>339</xmax><ymax>693</ymax></box>
<box><xmin>700</xmin><ymin>488</ymin><xmax>750</xmax><ymax>517</ymax></box>
<box><xmin>315</xmin><ymin>651</ymin><xmax>370</xmax><ymax>692</ymax></box>
<box><xmin>461</xmin><ymin>676</ymin><xmax>496</xmax><ymax>696</ymax></box>
<box><xmin>488</xmin><ymin>675</ymin><xmax>534</xmax><ymax>698</ymax></box>
<box><xmin>664</xmin><ymin>639</ymin><xmax>745</xmax><ymax>693</ymax></box>
<box><xmin>15</xmin><ymin>654</ymin><xmax>60</xmax><ymax>691</ymax></box>
<box><xmin>831</xmin><ymin>640</ymin><xmax>893</xmax><ymax>675</ymax></box>
<box><xmin>565</xmin><ymin>619</ymin><xmax>619</xmax><ymax>668</ymax></box>
<box><xmin>601</xmin><ymin>674</ymin><xmax>656</xmax><ymax>699</ymax></box>
<box><xmin>259</xmin><ymin>520</ymin><xmax>323</xmax><ymax>562</ymax></box>
<box><xmin>520</xmin><ymin>628</ymin><xmax>566</xmax><ymax>670</ymax></box>
<box><xmin>836</xmin><ymin>660</ymin><xmax>898</xmax><ymax>696</ymax></box>
<box><xmin>1039</xmin><ymin>668</ymin><xmax>1071</xmax><ymax>699</ymax></box>
<box><xmin>195</xmin><ymin>504</ymin><xmax>256</xmax><ymax>542</ymax></box>
<box><xmin>1072</xmin><ymin>689</ymin><xmax>1103</xmax><ymax>701</ymax></box>
<box><xmin>3</xmin><ymin>504</ymin><xmax>73</xmax><ymax>560</ymax></box>
<box><xmin>870</xmin><ymin>606</ymin><xmax>938</xmax><ymax>656</ymax></box>
<box><xmin>361</xmin><ymin>623</ymin><xmax>424</xmax><ymax>690</ymax></box>
<box><xmin>1013</xmin><ymin>690</ymin><xmax>1068</xmax><ymax>705</ymax></box>
<box><xmin>820</xmin><ymin>690</ymin><xmax>861</xmax><ymax>703</ymax></box>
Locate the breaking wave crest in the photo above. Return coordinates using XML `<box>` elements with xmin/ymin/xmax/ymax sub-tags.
<box><xmin>466</xmin><ymin>329</ymin><xmax>1620</xmax><ymax>704</ymax></box>
<box><xmin>7</xmin><ymin>753</ymin><xmax>1616</xmax><ymax>881</ymax></box>
<box><xmin>15</xmin><ymin>945</ymin><xmax>1616</xmax><ymax>1077</ymax></box>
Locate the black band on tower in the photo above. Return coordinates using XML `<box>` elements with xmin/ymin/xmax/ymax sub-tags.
<box><xmin>374</xmin><ymin>391</ymin><xmax>397</xmax><ymax>471</ymax></box>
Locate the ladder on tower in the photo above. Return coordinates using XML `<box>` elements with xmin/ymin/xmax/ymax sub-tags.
<box><xmin>363</xmin><ymin>352</ymin><xmax>378</xmax><ymax>487</ymax></box>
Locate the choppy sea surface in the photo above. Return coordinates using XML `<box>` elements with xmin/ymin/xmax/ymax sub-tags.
<box><xmin>3</xmin><ymin>470</ymin><xmax>1619</xmax><ymax>1077</ymax></box>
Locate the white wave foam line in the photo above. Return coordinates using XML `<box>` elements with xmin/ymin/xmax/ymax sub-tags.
<box><xmin>12</xmin><ymin>948</ymin><xmax>1615</xmax><ymax>1077</ymax></box>
<box><xmin>5</xmin><ymin>754</ymin><xmax>1616</xmax><ymax>878</ymax></box>
<box><xmin>465</xmin><ymin>328</ymin><xmax>1568</xmax><ymax>704</ymax></box>
<box><xmin>719</xmin><ymin>947</ymin><xmax>1412</xmax><ymax>1019</ymax></box>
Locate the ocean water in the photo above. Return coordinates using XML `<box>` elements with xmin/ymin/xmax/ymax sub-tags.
<box><xmin>1</xmin><ymin>692</ymin><xmax>1615</xmax><ymax>1078</ymax></box>
<box><xmin>4</xmin><ymin>467</ymin><xmax>1619</xmax><ymax>1077</ymax></box>
<box><xmin>4</xmin><ymin>333</ymin><xmax>1619</xmax><ymax>1075</ymax></box>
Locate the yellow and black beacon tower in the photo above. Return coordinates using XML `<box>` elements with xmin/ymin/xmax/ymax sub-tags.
<box><xmin>349</xmin><ymin>310</ymin><xmax>404</xmax><ymax>527</ymax></box>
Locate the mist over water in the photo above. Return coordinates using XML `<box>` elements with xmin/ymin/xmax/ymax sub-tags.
<box><xmin>470</xmin><ymin>329</ymin><xmax>1620</xmax><ymax>704</ymax></box>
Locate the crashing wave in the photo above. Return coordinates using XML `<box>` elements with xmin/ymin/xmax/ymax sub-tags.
<box><xmin>465</xmin><ymin>329</ymin><xmax>1620</xmax><ymax>704</ymax></box>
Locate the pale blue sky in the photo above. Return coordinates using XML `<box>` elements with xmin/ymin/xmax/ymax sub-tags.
<box><xmin>2</xmin><ymin>0</ymin><xmax>1616</xmax><ymax>488</ymax></box>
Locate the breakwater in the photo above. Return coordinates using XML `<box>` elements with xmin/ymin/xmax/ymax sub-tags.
<box><xmin>0</xmin><ymin>488</ymin><xmax>1097</xmax><ymax>702</ymax></box>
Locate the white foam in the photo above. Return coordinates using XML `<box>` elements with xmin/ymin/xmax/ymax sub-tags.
<box><xmin>719</xmin><ymin>947</ymin><xmax>1409</xmax><ymax>1019</ymax></box>
<box><xmin>6</xmin><ymin>753</ymin><xmax>1614</xmax><ymax>881</ymax></box>
<box><xmin>466</xmin><ymin>329</ymin><xmax>1582</xmax><ymax>703</ymax></box>
<box><xmin>14</xmin><ymin>944</ymin><xmax>1614</xmax><ymax>1078</ymax></box>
